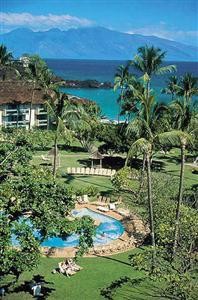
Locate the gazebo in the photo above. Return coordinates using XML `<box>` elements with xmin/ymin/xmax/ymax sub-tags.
<box><xmin>89</xmin><ymin>150</ymin><xmax>104</xmax><ymax>169</ymax></box>
<box><xmin>47</xmin><ymin>147</ymin><xmax>60</xmax><ymax>168</ymax></box>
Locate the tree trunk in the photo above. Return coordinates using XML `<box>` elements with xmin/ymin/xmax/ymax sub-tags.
<box><xmin>146</xmin><ymin>152</ymin><xmax>156</xmax><ymax>270</ymax></box>
<box><xmin>172</xmin><ymin>143</ymin><xmax>185</xmax><ymax>256</ymax></box>
<box><xmin>16</xmin><ymin>104</ymin><xmax>19</xmax><ymax>129</ymax></box>
<box><xmin>29</xmin><ymin>81</ymin><xmax>35</xmax><ymax>130</ymax></box>
<box><xmin>53</xmin><ymin>133</ymin><xmax>58</xmax><ymax>178</ymax></box>
<box><xmin>138</xmin><ymin>153</ymin><xmax>146</xmax><ymax>197</ymax></box>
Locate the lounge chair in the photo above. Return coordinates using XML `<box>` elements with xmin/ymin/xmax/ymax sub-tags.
<box><xmin>71</xmin><ymin>167</ymin><xmax>76</xmax><ymax>174</ymax></box>
<box><xmin>106</xmin><ymin>197</ymin><xmax>111</xmax><ymax>203</ymax></box>
<box><xmin>116</xmin><ymin>208</ymin><xmax>130</xmax><ymax>217</ymax></box>
<box><xmin>94</xmin><ymin>168</ymin><xmax>99</xmax><ymax>175</ymax></box>
<box><xmin>82</xmin><ymin>195</ymin><xmax>89</xmax><ymax>203</ymax></box>
<box><xmin>76</xmin><ymin>167</ymin><xmax>81</xmax><ymax>174</ymax></box>
<box><xmin>85</xmin><ymin>168</ymin><xmax>90</xmax><ymax>175</ymax></box>
<box><xmin>97</xmin><ymin>195</ymin><xmax>102</xmax><ymax>202</ymax></box>
<box><xmin>109</xmin><ymin>203</ymin><xmax>116</xmax><ymax>210</ymax></box>
<box><xmin>111</xmin><ymin>170</ymin><xmax>116</xmax><ymax>176</ymax></box>
<box><xmin>107</xmin><ymin>169</ymin><xmax>112</xmax><ymax>176</ymax></box>
<box><xmin>67</xmin><ymin>167</ymin><xmax>71</xmax><ymax>174</ymax></box>
<box><xmin>41</xmin><ymin>155</ymin><xmax>50</xmax><ymax>161</ymax></box>
<box><xmin>97</xmin><ymin>206</ymin><xmax>109</xmax><ymax>212</ymax></box>
<box><xmin>80</xmin><ymin>167</ymin><xmax>85</xmax><ymax>174</ymax></box>
<box><xmin>90</xmin><ymin>168</ymin><xmax>95</xmax><ymax>175</ymax></box>
<box><xmin>77</xmin><ymin>196</ymin><xmax>83</xmax><ymax>204</ymax></box>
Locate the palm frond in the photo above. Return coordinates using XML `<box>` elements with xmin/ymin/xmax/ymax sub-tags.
<box><xmin>156</xmin><ymin>65</ymin><xmax>176</xmax><ymax>75</ymax></box>
<box><xmin>156</xmin><ymin>130</ymin><xmax>192</xmax><ymax>147</ymax></box>
<box><xmin>126</xmin><ymin>138</ymin><xmax>151</xmax><ymax>165</ymax></box>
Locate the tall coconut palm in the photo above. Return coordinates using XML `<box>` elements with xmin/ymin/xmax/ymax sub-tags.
<box><xmin>25</xmin><ymin>55</ymin><xmax>53</xmax><ymax>129</ymax></box>
<box><xmin>177</xmin><ymin>73</ymin><xmax>198</xmax><ymax>102</ymax></box>
<box><xmin>45</xmin><ymin>90</ymin><xmax>83</xmax><ymax>178</ymax></box>
<box><xmin>157</xmin><ymin>131</ymin><xmax>192</xmax><ymax>256</ymax></box>
<box><xmin>125</xmin><ymin>79</ymin><xmax>171</xmax><ymax>270</ymax></box>
<box><xmin>0</xmin><ymin>44</ymin><xmax>13</xmax><ymax>66</ymax></box>
<box><xmin>131</xmin><ymin>45</ymin><xmax>176</xmax><ymax>102</ymax></box>
<box><xmin>114</xmin><ymin>64</ymin><xmax>131</xmax><ymax>123</ymax></box>
<box><xmin>161</xmin><ymin>75</ymin><xmax>179</xmax><ymax>101</ymax></box>
<box><xmin>127</xmin><ymin>137</ymin><xmax>156</xmax><ymax>270</ymax></box>
<box><xmin>170</xmin><ymin>98</ymin><xmax>198</xmax><ymax>132</ymax></box>
<box><xmin>169</xmin><ymin>73</ymin><xmax>198</xmax><ymax>133</ymax></box>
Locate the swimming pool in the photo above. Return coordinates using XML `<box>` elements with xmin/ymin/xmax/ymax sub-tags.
<box><xmin>41</xmin><ymin>208</ymin><xmax>124</xmax><ymax>248</ymax></box>
<box><xmin>12</xmin><ymin>208</ymin><xmax>124</xmax><ymax>248</ymax></box>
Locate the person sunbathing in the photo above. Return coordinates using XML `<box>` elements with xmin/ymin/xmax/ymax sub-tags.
<box><xmin>58</xmin><ymin>261</ymin><xmax>76</xmax><ymax>277</ymax></box>
<box><xmin>67</xmin><ymin>259</ymin><xmax>82</xmax><ymax>272</ymax></box>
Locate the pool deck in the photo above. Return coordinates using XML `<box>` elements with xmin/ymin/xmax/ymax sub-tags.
<box><xmin>41</xmin><ymin>203</ymin><xmax>147</xmax><ymax>258</ymax></box>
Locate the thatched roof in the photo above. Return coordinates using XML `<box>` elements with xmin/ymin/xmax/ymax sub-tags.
<box><xmin>0</xmin><ymin>80</ymin><xmax>46</xmax><ymax>105</ymax></box>
<box><xmin>90</xmin><ymin>150</ymin><xmax>104</xmax><ymax>160</ymax></box>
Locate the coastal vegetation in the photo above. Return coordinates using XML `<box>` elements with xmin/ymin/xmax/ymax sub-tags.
<box><xmin>0</xmin><ymin>44</ymin><xmax>197</xmax><ymax>299</ymax></box>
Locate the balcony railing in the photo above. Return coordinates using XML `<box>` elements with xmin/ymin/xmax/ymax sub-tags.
<box><xmin>3</xmin><ymin>109</ymin><xmax>29</xmax><ymax>116</ymax></box>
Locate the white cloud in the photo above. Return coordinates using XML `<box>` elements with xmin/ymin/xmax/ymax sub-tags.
<box><xmin>126</xmin><ymin>24</ymin><xmax>198</xmax><ymax>46</ymax></box>
<box><xmin>0</xmin><ymin>12</ymin><xmax>94</xmax><ymax>32</ymax></box>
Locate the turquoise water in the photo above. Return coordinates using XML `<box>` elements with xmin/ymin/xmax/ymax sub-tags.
<box><xmin>12</xmin><ymin>208</ymin><xmax>124</xmax><ymax>248</ymax></box>
<box><xmin>46</xmin><ymin>59</ymin><xmax>198</xmax><ymax>119</ymax></box>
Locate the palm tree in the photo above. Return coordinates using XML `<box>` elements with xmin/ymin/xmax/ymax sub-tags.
<box><xmin>157</xmin><ymin>131</ymin><xmax>192</xmax><ymax>256</ymax></box>
<box><xmin>177</xmin><ymin>73</ymin><xmax>198</xmax><ymax>103</ymax></box>
<box><xmin>25</xmin><ymin>55</ymin><xmax>53</xmax><ymax>129</ymax></box>
<box><xmin>161</xmin><ymin>75</ymin><xmax>179</xmax><ymax>101</ymax></box>
<box><xmin>169</xmin><ymin>73</ymin><xmax>198</xmax><ymax>132</ymax></box>
<box><xmin>131</xmin><ymin>45</ymin><xmax>176</xmax><ymax>102</ymax></box>
<box><xmin>45</xmin><ymin>90</ymin><xmax>82</xmax><ymax>178</ymax></box>
<box><xmin>114</xmin><ymin>64</ymin><xmax>131</xmax><ymax>123</ymax></box>
<box><xmin>0</xmin><ymin>44</ymin><xmax>13</xmax><ymax>66</ymax></box>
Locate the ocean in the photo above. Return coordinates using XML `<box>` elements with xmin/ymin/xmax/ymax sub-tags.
<box><xmin>45</xmin><ymin>59</ymin><xmax>198</xmax><ymax>120</ymax></box>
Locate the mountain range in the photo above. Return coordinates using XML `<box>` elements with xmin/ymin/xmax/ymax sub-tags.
<box><xmin>0</xmin><ymin>27</ymin><xmax>197</xmax><ymax>61</ymax></box>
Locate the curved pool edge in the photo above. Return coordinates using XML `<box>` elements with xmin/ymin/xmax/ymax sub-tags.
<box><xmin>41</xmin><ymin>204</ymin><xmax>144</xmax><ymax>258</ymax></box>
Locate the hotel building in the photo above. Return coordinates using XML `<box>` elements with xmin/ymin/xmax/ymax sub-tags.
<box><xmin>0</xmin><ymin>81</ymin><xmax>48</xmax><ymax>129</ymax></box>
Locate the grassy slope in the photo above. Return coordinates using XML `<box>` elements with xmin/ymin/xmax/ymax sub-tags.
<box><xmin>15</xmin><ymin>146</ymin><xmax>196</xmax><ymax>300</ymax></box>
<box><xmin>4</xmin><ymin>250</ymin><xmax>164</xmax><ymax>300</ymax></box>
<box><xmin>32</xmin><ymin>147</ymin><xmax>197</xmax><ymax>190</ymax></box>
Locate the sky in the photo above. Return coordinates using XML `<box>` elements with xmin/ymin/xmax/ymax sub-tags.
<box><xmin>0</xmin><ymin>0</ymin><xmax>198</xmax><ymax>46</ymax></box>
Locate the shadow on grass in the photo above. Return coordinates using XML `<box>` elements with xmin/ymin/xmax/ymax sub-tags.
<box><xmin>11</xmin><ymin>274</ymin><xmax>55</xmax><ymax>299</ymax></box>
<box><xmin>101</xmin><ymin>276</ymin><xmax>170</xmax><ymax>300</ymax></box>
<box><xmin>93</xmin><ymin>254</ymin><xmax>131</xmax><ymax>267</ymax></box>
<box><xmin>58</xmin><ymin>145</ymin><xmax>87</xmax><ymax>152</ymax></box>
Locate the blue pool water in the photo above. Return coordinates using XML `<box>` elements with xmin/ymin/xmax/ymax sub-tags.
<box><xmin>12</xmin><ymin>208</ymin><xmax>124</xmax><ymax>248</ymax></box>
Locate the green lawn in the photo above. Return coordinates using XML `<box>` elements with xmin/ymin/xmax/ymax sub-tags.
<box><xmin>32</xmin><ymin>147</ymin><xmax>197</xmax><ymax>194</ymax></box>
<box><xmin>3</xmin><ymin>250</ymin><xmax>164</xmax><ymax>300</ymax></box>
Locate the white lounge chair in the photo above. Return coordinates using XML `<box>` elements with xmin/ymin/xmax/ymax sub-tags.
<box><xmin>111</xmin><ymin>170</ymin><xmax>116</xmax><ymax>176</ymax></box>
<box><xmin>90</xmin><ymin>168</ymin><xmax>95</xmax><ymax>175</ymax></box>
<box><xmin>83</xmin><ymin>194</ymin><xmax>89</xmax><ymax>203</ymax></box>
<box><xmin>41</xmin><ymin>155</ymin><xmax>50</xmax><ymax>161</ymax></box>
<box><xmin>80</xmin><ymin>167</ymin><xmax>85</xmax><ymax>174</ymax></box>
<box><xmin>67</xmin><ymin>167</ymin><xmax>71</xmax><ymax>174</ymax></box>
<box><xmin>85</xmin><ymin>168</ymin><xmax>90</xmax><ymax>175</ymax></box>
<box><xmin>116</xmin><ymin>208</ymin><xmax>130</xmax><ymax>217</ymax></box>
<box><xmin>98</xmin><ymin>168</ymin><xmax>103</xmax><ymax>175</ymax></box>
<box><xmin>71</xmin><ymin>167</ymin><xmax>76</xmax><ymax>174</ymax></box>
<box><xmin>109</xmin><ymin>203</ymin><xmax>116</xmax><ymax>210</ymax></box>
<box><xmin>76</xmin><ymin>167</ymin><xmax>81</xmax><ymax>174</ymax></box>
<box><xmin>77</xmin><ymin>196</ymin><xmax>83</xmax><ymax>204</ymax></box>
<box><xmin>95</xmin><ymin>168</ymin><xmax>100</xmax><ymax>175</ymax></box>
<box><xmin>97</xmin><ymin>206</ymin><xmax>109</xmax><ymax>212</ymax></box>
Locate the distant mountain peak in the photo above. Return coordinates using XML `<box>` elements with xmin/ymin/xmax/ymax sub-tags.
<box><xmin>0</xmin><ymin>26</ymin><xmax>197</xmax><ymax>61</ymax></box>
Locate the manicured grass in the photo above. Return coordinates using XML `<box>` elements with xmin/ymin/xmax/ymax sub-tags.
<box><xmin>3</xmin><ymin>250</ymin><xmax>163</xmax><ymax>300</ymax></box>
<box><xmin>154</xmin><ymin>149</ymin><xmax>197</xmax><ymax>188</ymax></box>
<box><xmin>32</xmin><ymin>147</ymin><xmax>197</xmax><ymax>191</ymax></box>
